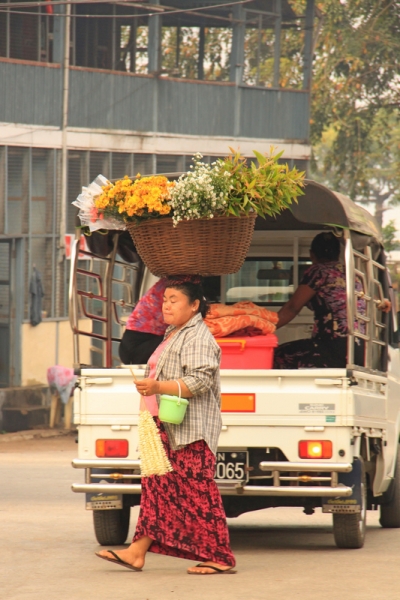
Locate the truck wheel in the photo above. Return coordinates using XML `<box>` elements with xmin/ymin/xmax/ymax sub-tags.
<box><xmin>380</xmin><ymin>444</ymin><xmax>400</xmax><ymax>528</ymax></box>
<box><xmin>332</xmin><ymin>458</ymin><xmax>366</xmax><ymax>549</ymax></box>
<box><xmin>93</xmin><ymin>507</ymin><xmax>130</xmax><ymax>546</ymax></box>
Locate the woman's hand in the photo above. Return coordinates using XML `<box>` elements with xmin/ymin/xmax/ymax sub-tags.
<box><xmin>377</xmin><ymin>298</ymin><xmax>392</xmax><ymax>313</ymax></box>
<box><xmin>134</xmin><ymin>378</ymin><xmax>160</xmax><ymax>397</ymax></box>
<box><xmin>134</xmin><ymin>377</ymin><xmax>193</xmax><ymax>399</ymax></box>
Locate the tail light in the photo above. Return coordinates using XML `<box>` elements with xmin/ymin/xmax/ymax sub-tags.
<box><xmin>96</xmin><ymin>439</ymin><xmax>129</xmax><ymax>458</ymax></box>
<box><xmin>298</xmin><ymin>440</ymin><xmax>332</xmax><ymax>459</ymax></box>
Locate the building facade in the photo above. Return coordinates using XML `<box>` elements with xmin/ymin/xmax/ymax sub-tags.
<box><xmin>0</xmin><ymin>0</ymin><xmax>315</xmax><ymax>387</ymax></box>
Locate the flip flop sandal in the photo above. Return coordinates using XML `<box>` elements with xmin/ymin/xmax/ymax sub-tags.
<box><xmin>95</xmin><ymin>550</ymin><xmax>142</xmax><ymax>571</ymax></box>
<box><xmin>188</xmin><ymin>563</ymin><xmax>237</xmax><ymax>575</ymax></box>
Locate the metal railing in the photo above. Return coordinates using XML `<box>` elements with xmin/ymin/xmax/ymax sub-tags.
<box><xmin>68</xmin><ymin>234</ymin><xmax>139</xmax><ymax>367</ymax></box>
<box><xmin>345</xmin><ymin>232</ymin><xmax>387</xmax><ymax>370</ymax></box>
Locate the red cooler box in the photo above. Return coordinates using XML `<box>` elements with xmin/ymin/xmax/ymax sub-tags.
<box><xmin>216</xmin><ymin>334</ymin><xmax>278</xmax><ymax>369</ymax></box>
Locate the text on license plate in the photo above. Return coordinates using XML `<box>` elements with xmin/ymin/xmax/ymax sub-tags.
<box><xmin>85</xmin><ymin>493</ymin><xmax>123</xmax><ymax>510</ymax></box>
<box><xmin>214</xmin><ymin>451</ymin><xmax>249</xmax><ymax>482</ymax></box>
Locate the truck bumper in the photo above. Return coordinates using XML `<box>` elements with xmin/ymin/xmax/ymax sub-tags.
<box><xmin>71</xmin><ymin>458</ymin><xmax>353</xmax><ymax>498</ymax></box>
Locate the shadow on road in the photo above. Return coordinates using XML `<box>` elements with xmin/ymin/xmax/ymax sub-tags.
<box><xmin>228</xmin><ymin>521</ymin><xmax>383</xmax><ymax>552</ymax></box>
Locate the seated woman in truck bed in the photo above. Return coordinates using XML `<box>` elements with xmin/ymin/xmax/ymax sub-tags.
<box><xmin>273</xmin><ymin>232</ymin><xmax>365</xmax><ymax>369</ymax></box>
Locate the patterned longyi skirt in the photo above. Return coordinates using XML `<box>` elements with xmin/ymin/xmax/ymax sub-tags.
<box><xmin>133</xmin><ymin>418</ymin><xmax>236</xmax><ymax>567</ymax></box>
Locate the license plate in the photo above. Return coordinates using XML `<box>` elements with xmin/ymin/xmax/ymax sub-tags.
<box><xmin>214</xmin><ymin>451</ymin><xmax>249</xmax><ymax>483</ymax></box>
<box><xmin>85</xmin><ymin>492</ymin><xmax>123</xmax><ymax>510</ymax></box>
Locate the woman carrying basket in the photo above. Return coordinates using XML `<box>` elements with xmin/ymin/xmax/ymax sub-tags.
<box><xmin>96</xmin><ymin>278</ymin><xmax>236</xmax><ymax>575</ymax></box>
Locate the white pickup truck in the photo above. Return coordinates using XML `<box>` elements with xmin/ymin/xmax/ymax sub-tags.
<box><xmin>70</xmin><ymin>179</ymin><xmax>400</xmax><ymax>549</ymax></box>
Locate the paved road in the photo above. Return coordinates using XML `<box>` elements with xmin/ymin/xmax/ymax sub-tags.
<box><xmin>1</xmin><ymin>435</ymin><xmax>400</xmax><ymax>600</ymax></box>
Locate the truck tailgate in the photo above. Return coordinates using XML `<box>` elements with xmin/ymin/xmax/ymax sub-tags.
<box><xmin>75</xmin><ymin>368</ymin><xmax>141</xmax><ymax>425</ymax></box>
<box><xmin>220</xmin><ymin>368</ymin><xmax>348</xmax><ymax>425</ymax></box>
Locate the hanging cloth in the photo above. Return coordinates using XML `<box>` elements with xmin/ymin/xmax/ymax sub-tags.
<box><xmin>29</xmin><ymin>267</ymin><xmax>44</xmax><ymax>326</ymax></box>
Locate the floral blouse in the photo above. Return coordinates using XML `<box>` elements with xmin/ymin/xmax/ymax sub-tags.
<box><xmin>126</xmin><ymin>278</ymin><xmax>168</xmax><ymax>336</ymax></box>
<box><xmin>301</xmin><ymin>261</ymin><xmax>365</xmax><ymax>340</ymax></box>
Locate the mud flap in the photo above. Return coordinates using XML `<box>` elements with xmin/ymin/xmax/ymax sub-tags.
<box><xmin>322</xmin><ymin>459</ymin><xmax>362</xmax><ymax>514</ymax></box>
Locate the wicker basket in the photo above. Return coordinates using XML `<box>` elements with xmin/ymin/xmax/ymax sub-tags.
<box><xmin>126</xmin><ymin>214</ymin><xmax>256</xmax><ymax>276</ymax></box>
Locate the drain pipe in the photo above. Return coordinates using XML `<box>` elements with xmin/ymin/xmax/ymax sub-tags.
<box><xmin>57</xmin><ymin>1</ymin><xmax>71</xmax><ymax>315</ymax></box>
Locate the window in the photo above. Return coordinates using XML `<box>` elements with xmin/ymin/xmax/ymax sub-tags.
<box><xmin>243</xmin><ymin>5</ymin><xmax>306</xmax><ymax>89</ymax></box>
<box><xmin>0</xmin><ymin>13</ymin><xmax>6</xmax><ymax>57</ymax></box>
<box><xmin>135</xmin><ymin>25</ymin><xmax>149</xmax><ymax>74</ymax></box>
<box><xmin>67</xmin><ymin>151</ymin><xmax>88</xmax><ymax>233</ymax></box>
<box><xmin>225</xmin><ymin>258</ymin><xmax>312</xmax><ymax>305</ymax></box>
<box><xmin>10</xmin><ymin>9</ymin><xmax>39</xmax><ymax>61</ymax></box>
<box><xmin>0</xmin><ymin>1</ymin><xmax>53</xmax><ymax>62</ymax></box>
<box><xmin>0</xmin><ymin>147</ymin><xmax>5</xmax><ymax>234</ymax></box>
<box><xmin>115</xmin><ymin>19</ymin><xmax>144</xmax><ymax>73</ymax></box>
<box><xmin>0</xmin><ymin>243</ymin><xmax>10</xmax><ymax>322</ymax></box>
<box><xmin>3</xmin><ymin>147</ymin><xmax>57</xmax><ymax>317</ymax></box>
<box><xmin>112</xmin><ymin>153</ymin><xmax>133</xmax><ymax>180</ymax></box>
<box><xmin>134</xmin><ymin>154</ymin><xmax>153</xmax><ymax>176</ymax></box>
<box><xmin>156</xmin><ymin>155</ymin><xmax>184</xmax><ymax>175</ymax></box>
<box><xmin>75</xmin><ymin>4</ymin><xmax>113</xmax><ymax>69</ymax></box>
<box><xmin>160</xmin><ymin>25</ymin><xmax>232</xmax><ymax>81</ymax></box>
<box><xmin>243</xmin><ymin>16</ymin><xmax>277</xmax><ymax>87</ymax></box>
<box><xmin>32</xmin><ymin>149</ymin><xmax>52</xmax><ymax>234</ymax></box>
<box><xmin>89</xmin><ymin>152</ymin><xmax>111</xmax><ymax>182</ymax></box>
<box><xmin>7</xmin><ymin>148</ymin><xmax>28</xmax><ymax>234</ymax></box>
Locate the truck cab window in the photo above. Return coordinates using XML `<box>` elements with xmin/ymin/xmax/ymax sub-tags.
<box><xmin>224</xmin><ymin>258</ymin><xmax>311</xmax><ymax>305</ymax></box>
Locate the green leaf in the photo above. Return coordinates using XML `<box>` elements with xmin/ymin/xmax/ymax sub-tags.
<box><xmin>253</xmin><ymin>150</ymin><xmax>266</xmax><ymax>165</ymax></box>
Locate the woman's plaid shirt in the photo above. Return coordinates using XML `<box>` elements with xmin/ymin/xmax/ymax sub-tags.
<box><xmin>146</xmin><ymin>312</ymin><xmax>222</xmax><ymax>455</ymax></box>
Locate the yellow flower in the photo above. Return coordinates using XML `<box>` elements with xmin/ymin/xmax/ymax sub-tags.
<box><xmin>94</xmin><ymin>175</ymin><xmax>173</xmax><ymax>221</ymax></box>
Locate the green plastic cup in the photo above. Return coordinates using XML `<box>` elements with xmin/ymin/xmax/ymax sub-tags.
<box><xmin>159</xmin><ymin>394</ymin><xmax>189</xmax><ymax>425</ymax></box>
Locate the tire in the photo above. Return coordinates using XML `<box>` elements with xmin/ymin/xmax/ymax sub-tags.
<box><xmin>93</xmin><ymin>507</ymin><xmax>130</xmax><ymax>546</ymax></box>
<box><xmin>380</xmin><ymin>444</ymin><xmax>400</xmax><ymax>528</ymax></box>
<box><xmin>333</xmin><ymin>458</ymin><xmax>366</xmax><ymax>549</ymax></box>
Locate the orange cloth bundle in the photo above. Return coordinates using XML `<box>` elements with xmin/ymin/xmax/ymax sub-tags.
<box><xmin>205</xmin><ymin>302</ymin><xmax>278</xmax><ymax>338</ymax></box>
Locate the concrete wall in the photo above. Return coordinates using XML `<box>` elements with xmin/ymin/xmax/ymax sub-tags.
<box><xmin>21</xmin><ymin>319</ymin><xmax>91</xmax><ymax>386</ymax></box>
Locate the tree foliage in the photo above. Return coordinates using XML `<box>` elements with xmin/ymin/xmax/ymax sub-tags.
<box><xmin>136</xmin><ymin>2</ymin><xmax>400</xmax><ymax>229</ymax></box>
<box><xmin>382</xmin><ymin>220</ymin><xmax>400</xmax><ymax>252</ymax></box>
<box><xmin>310</xmin><ymin>1</ymin><xmax>400</xmax><ymax>222</ymax></box>
<box><xmin>160</xmin><ymin>27</ymin><xmax>232</xmax><ymax>81</ymax></box>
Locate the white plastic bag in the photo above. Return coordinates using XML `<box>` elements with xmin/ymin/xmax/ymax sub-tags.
<box><xmin>72</xmin><ymin>174</ymin><xmax>126</xmax><ymax>232</ymax></box>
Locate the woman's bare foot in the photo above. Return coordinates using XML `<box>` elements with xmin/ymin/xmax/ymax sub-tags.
<box><xmin>187</xmin><ymin>562</ymin><xmax>236</xmax><ymax>575</ymax></box>
<box><xmin>97</xmin><ymin>536</ymin><xmax>153</xmax><ymax>570</ymax></box>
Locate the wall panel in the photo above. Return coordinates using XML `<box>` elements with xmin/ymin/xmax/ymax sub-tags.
<box><xmin>0</xmin><ymin>61</ymin><xmax>61</xmax><ymax>126</ymax></box>
<box><xmin>1</xmin><ymin>62</ymin><xmax>310</xmax><ymax>143</ymax></box>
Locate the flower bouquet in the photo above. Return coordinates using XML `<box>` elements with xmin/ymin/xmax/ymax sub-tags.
<box><xmin>73</xmin><ymin>149</ymin><xmax>305</xmax><ymax>275</ymax></box>
<box><xmin>73</xmin><ymin>174</ymin><xmax>174</xmax><ymax>233</ymax></box>
<box><xmin>169</xmin><ymin>149</ymin><xmax>305</xmax><ymax>224</ymax></box>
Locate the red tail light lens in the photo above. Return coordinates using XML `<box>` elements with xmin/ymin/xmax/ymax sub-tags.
<box><xmin>299</xmin><ymin>440</ymin><xmax>332</xmax><ymax>459</ymax></box>
<box><xmin>96</xmin><ymin>439</ymin><xmax>129</xmax><ymax>458</ymax></box>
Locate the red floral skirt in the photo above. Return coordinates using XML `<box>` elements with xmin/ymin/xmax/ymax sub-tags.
<box><xmin>133</xmin><ymin>418</ymin><xmax>236</xmax><ymax>567</ymax></box>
